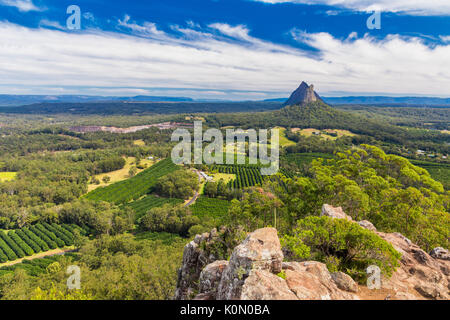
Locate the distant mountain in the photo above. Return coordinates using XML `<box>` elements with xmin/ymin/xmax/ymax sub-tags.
<box><xmin>322</xmin><ymin>96</ymin><xmax>450</xmax><ymax>106</ymax></box>
<box><xmin>0</xmin><ymin>95</ymin><xmax>193</xmax><ymax>106</ymax></box>
<box><xmin>266</xmin><ymin>95</ymin><xmax>450</xmax><ymax>106</ymax></box>
<box><xmin>283</xmin><ymin>82</ymin><xmax>323</xmax><ymax>106</ymax></box>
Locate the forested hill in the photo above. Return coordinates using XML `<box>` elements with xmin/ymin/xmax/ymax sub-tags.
<box><xmin>205</xmin><ymin>101</ymin><xmax>449</xmax><ymax>149</ymax></box>
<box><xmin>0</xmin><ymin>101</ymin><xmax>282</xmax><ymax>115</ymax></box>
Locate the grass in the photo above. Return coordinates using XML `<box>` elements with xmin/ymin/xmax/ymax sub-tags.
<box><xmin>88</xmin><ymin>156</ymin><xmax>155</xmax><ymax>192</ymax></box>
<box><xmin>291</xmin><ymin>128</ymin><xmax>355</xmax><ymax>140</ymax></box>
<box><xmin>274</xmin><ymin>127</ymin><xmax>296</xmax><ymax>147</ymax></box>
<box><xmin>133</xmin><ymin>139</ymin><xmax>146</xmax><ymax>146</ymax></box>
<box><xmin>0</xmin><ymin>172</ymin><xmax>17</xmax><ymax>182</ymax></box>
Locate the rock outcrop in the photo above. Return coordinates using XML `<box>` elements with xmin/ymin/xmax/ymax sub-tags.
<box><xmin>283</xmin><ymin>81</ymin><xmax>323</xmax><ymax>106</ymax></box>
<box><xmin>175</xmin><ymin>205</ymin><xmax>450</xmax><ymax>300</ymax></box>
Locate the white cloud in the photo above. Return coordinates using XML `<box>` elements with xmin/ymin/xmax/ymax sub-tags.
<box><xmin>252</xmin><ymin>0</ymin><xmax>450</xmax><ymax>15</ymax></box>
<box><xmin>0</xmin><ymin>21</ymin><xmax>450</xmax><ymax>98</ymax></box>
<box><xmin>0</xmin><ymin>0</ymin><xmax>42</xmax><ymax>12</ymax></box>
<box><xmin>118</xmin><ymin>15</ymin><xmax>165</xmax><ymax>37</ymax></box>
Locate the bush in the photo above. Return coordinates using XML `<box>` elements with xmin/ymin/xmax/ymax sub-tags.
<box><xmin>0</xmin><ymin>237</ymin><xmax>17</xmax><ymax>261</ymax></box>
<box><xmin>281</xmin><ymin>216</ymin><xmax>401</xmax><ymax>282</ymax></box>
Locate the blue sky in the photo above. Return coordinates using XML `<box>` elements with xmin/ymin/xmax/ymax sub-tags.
<box><xmin>0</xmin><ymin>0</ymin><xmax>450</xmax><ymax>99</ymax></box>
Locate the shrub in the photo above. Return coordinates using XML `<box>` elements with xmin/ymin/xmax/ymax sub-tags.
<box><xmin>0</xmin><ymin>237</ymin><xmax>17</xmax><ymax>261</ymax></box>
<box><xmin>281</xmin><ymin>216</ymin><xmax>401</xmax><ymax>282</ymax></box>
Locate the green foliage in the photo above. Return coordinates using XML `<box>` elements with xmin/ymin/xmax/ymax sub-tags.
<box><xmin>155</xmin><ymin>169</ymin><xmax>199</xmax><ymax>200</ymax></box>
<box><xmin>84</xmin><ymin>158</ymin><xmax>179</xmax><ymax>204</ymax></box>
<box><xmin>282</xmin><ymin>216</ymin><xmax>401</xmax><ymax>282</ymax></box>
<box><xmin>0</xmin><ymin>231</ymin><xmax>25</xmax><ymax>258</ymax></box>
<box><xmin>277</xmin><ymin>145</ymin><xmax>449</xmax><ymax>251</ymax></box>
<box><xmin>139</xmin><ymin>204</ymin><xmax>200</xmax><ymax>237</ymax></box>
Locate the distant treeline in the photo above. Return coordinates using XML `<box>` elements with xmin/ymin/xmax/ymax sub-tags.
<box><xmin>0</xmin><ymin>101</ymin><xmax>282</xmax><ymax>115</ymax></box>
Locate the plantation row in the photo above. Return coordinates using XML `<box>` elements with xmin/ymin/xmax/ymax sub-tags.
<box><xmin>191</xmin><ymin>197</ymin><xmax>231</xmax><ymax>221</ymax></box>
<box><xmin>0</xmin><ymin>223</ymin><xmax>83</xmax><ymax>263</ymax></box>
<box><xmin>123</xmin><ymin>195</ymin><xmax>184</xmax><ymax>222</ymax></box>
<box><xmin>84</xmin><ymin>158</ymin><xmax>179</xmax><ymax>204</ymax></box>
<box><xmin>210</xmin><ymin>164</ymin><xmax>264</xmax><ymax>189</ymax></box>
<box><xmin>0</xmin><ymin>253</ymin><xmax>78</xmax><ymax>277</ymax></box>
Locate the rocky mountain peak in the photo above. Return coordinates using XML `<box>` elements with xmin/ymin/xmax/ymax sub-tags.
<box><xmin>283</xmin><ymin>81</ymin><xmax>323</xmax><ymax>106</ymax></box>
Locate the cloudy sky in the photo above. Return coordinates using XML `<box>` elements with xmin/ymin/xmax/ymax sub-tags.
<box><xmin>0</xmin><ymin>0</ymin><xmax>449</xmax><ymax>100</ymax></box>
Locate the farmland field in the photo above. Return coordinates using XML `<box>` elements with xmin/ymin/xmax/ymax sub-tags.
<box><xmin>275</xmin><ymin>127</ymin><xmax>296</xmax><ymax>147</ymax></box>
<box><xmin>84</xmin><ymin>158</ymin><xmax>179</xmax><ymax>204</ymax></box>
<box><xmin>190</xmin><ymin>197</ymin><xmax>231</xmax><ymax>221</ymax></box>
<box><xmin>411</xmin><ymin>159</ymin><xmax>450</xmax><ymax>189</ymax></box>
<box><xmin>0</xmin><ymin>252</ymin><xmax>79</xmax><ymax>276</ymax></box>
<box><xmin>123</xmin><ymin>195</ymin><xmax>184</xmax><ymax>222</ymax></box>
<box><xmin>88</xmin><ymin>156</ymin><xmax>155</xmax><ymax>192</ymax></box>
<box><xmin>0</xmin><ymin>223</ymin><xmax>83</xmax><ymax>264</ymax></box>
<box><xmin>210</xmin><ymin>164</ymin><xmax>264</xmax><ymax>189</ymax></box>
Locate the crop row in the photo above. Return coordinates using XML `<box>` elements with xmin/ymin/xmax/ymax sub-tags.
<box><xmin>0</xmin><ymin>223</ymin><xmax>83</xmax><ymax>263</ymax></box>
<box><xmin>84</xmin><ymin>159</ymin><xmax>179</xmax><ymax>204</ymax></box>
<box><xmin>123</xmin><ymin>195</ymin><xmax>184</xmax><ymax>222</ymax></box>
<box><xmin>211</xmin><ymin>164</ymin><xmax>264</xmax><ymax>189</ymax></box>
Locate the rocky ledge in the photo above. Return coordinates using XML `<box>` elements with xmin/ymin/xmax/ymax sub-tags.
<box><xmin>175</xmin><ymin>205</ymin><xmax>449</xmax><ymax>300</ymax></box>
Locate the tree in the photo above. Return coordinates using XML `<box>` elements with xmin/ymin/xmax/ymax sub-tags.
<box><xmin>282</xmin><ymin>216</ymin><xmax>401</xmax><ymax>282</ymax></box>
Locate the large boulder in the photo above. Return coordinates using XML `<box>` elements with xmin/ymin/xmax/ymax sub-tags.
<box><xmin>198</xmin><ymin>260</ymin><xmax>228</xmax><ymax>299</ymax></box>
<box><xmin>331</xmin><ymin>272</ymin><xmax>359</xmax><ymax>293</ymax></box>
<box><xmin>321</xmin><ymin>204</ymin><xmax>352</xmax><ymax>221</ymax></box>
<box><xmin>175</xmin><ymin>206</ymin><xmax>450</xmax><ymax>301</ymax></box>
<box><xmin>283</xmin><ymin>262</ymin><xmax>359</xmax><ymax>300</ymax></box>
<box><xmin>174</xmin><ymin>229</ymin><xmax>222</xmax><ymax>300</ymax></box>
<box><xmin>241</xmin><ymin>270</ymin><xmax>298</xmax><ymax>300</ymax></box>
<box><xmin>217</xmin><ymin>228</ymin><xmax>283</xmax><ymax>300</ymax></box>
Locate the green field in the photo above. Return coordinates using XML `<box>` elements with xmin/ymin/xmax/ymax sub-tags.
<box><xmin>410</xmin><ymin>160</ymin><xmax>450</xmax><ymax>189</ymax></box>
<box><xmin>210</xmin><ymin>164</ymin><xmax>264</xmax><ymax>189</ymax></box>
<box><xmin>0</xmin><ymin>223</ymin><xmax>83</xmax><ymax>264</ymax></box>
<box><xmin>84</xmin><ymin>158</ymin><xmax>179</xmax><ymax>204</ymax></box>
<box><xmin>0</xmin><ymin>252</ymin><xmax>79</xmax><ymax>277</ymax></box>
<box><xmin>134</xmin><ymin>231</ymin><xmax>183</xmax><ymax>245</ymax></box>
<box><xmin>190</xmin><ymin>197</ymin><xmax>231</xmax><ymax>221</ymax></box>
<box><xmin>0</xmin><ymin>172</ymin><xmax>17</xmax><ymax>182</ymax></box>
<box><xmin>123</xmin><ymin>195</ymin><xmax>184</xmax><ymax>222</ymax></box>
